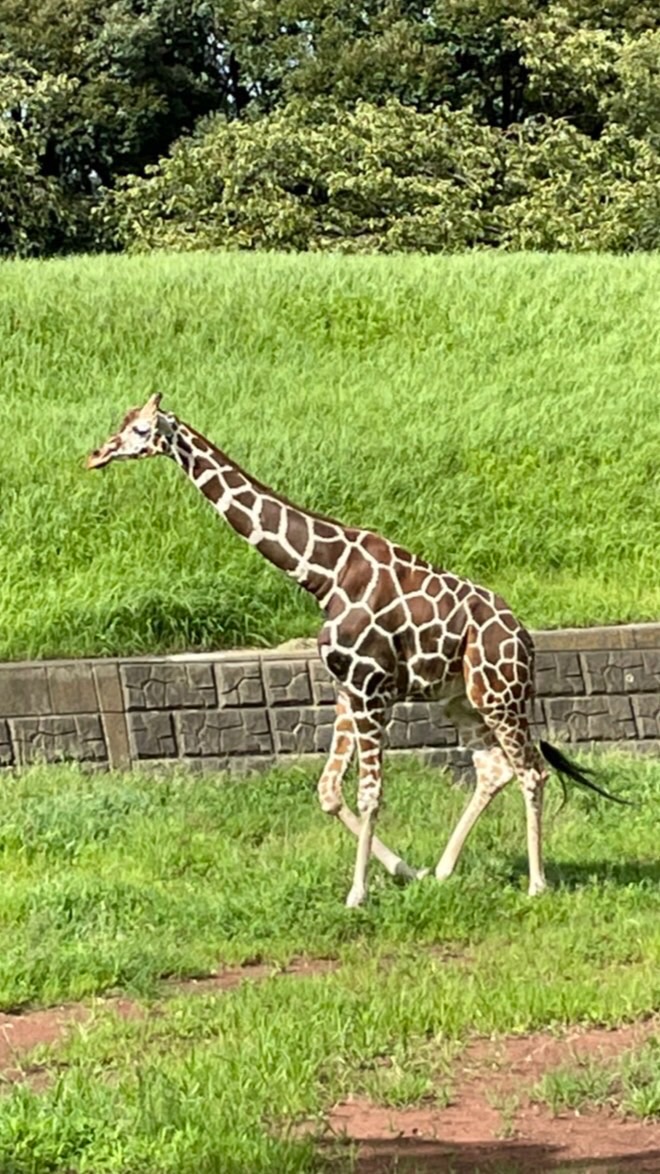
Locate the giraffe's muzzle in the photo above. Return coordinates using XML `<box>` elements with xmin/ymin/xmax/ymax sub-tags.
<box><xmin>86</xmin><ymin>443</ymin><xmax>116</xmax><ymax>469</ymax></box>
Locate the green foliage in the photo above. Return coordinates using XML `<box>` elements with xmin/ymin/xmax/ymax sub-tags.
<box><xmin>0</xmin><ymin>0</ymin><xmax>233</xmax><ymax>253</ymax></box>
<box><xmin>7</xmin><ymin>1</ymin><xmax>660</xmax><ymax>253</ymax></box>
<box><xmin>105</xmin><ymin>95</ymin><xmax>660</xmax><ymax>255</ymax></box>
<box><xmin>103</xmin><ymin>100</ymin><xmax>500</xmax><ymax>253</ymax></box>
<box><xmin>93</xmin><ymin>1</ymin><xmax>660</xmax><ymax>254</ymax></box>
<box><xmin>228</xmin><ymin>0</ymin><xmax>532</xmax><ymax>124</ymax></box>
<box><xmin>1</xmin><ymin>251</ymin><xmax>659</xmax><ymax>660</ymax></box>
<box><xmin>0</xmin><ymin>59</ymin><xmax>80</xmax><ymax>256</ymax></box>
<box><xmin>495</xmin><ymin>121</ymin><xmax>660</xmax><ymax>251</ymax></box>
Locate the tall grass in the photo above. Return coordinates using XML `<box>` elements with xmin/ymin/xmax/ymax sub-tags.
<box><xmin>1</xmin><ymin>251</ymin><xmax>658</xmax><ymax>659</ymax></box>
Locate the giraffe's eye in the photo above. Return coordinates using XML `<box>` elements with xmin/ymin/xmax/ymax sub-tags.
<box><xmin>133</xmin><ymin>423</ymin><xmax>150</xmax><ymax>438</ymax></box>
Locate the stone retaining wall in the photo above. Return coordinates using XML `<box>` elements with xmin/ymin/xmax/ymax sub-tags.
<box><xmin>1</xmin><ymin>624</ymin><xmax>659</xmax><ymax>772</ymax></box>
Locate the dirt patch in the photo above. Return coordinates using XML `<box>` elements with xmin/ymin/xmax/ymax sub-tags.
<box><xmin>462</xmin><ymin>1020</ymin><xmax>655</xmax><ymax>1088</ymax></box>
<box><xmin>322</xmin><ymin>1020</ymin><xmax>660</xmax><ymax>1173</ymax></box>
<box><xmin>0</xmin><ymin>999</ymin><xmax>139</xmax><ymax>1084</ymax></box>
<box><xmin>325</xmin><ymin>1119</ymin><xmax>660</xmax><ymax>1173</ymax></box>
<box><xmin>172</xmin><ymin>955</ymin><xmax>339</xmax><ymax>995</ymax></box>
<box><xmin>3</xmin><ymin>973</ymin><xmax>660</xmax><ymax>1171</ymax></box>
<box><xmin>0</xmin><ymin>956</ymin><xmax>338</xmax><ymax>1083</ymax></box>
<box><xmin>326</xmin><ymin>1102</ymin><xmax>660</xmax><ymax>1172</ymax></box>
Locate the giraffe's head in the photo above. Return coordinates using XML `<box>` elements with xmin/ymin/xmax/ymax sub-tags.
<box><xmin>86</xmin><ymin>393</ymin><xmax>175</xmax><ymax>469</ymax></box>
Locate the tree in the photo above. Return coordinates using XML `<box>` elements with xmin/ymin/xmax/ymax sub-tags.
<box><xmin>0</xmin><ymin>58</ymin><xmax>77</xmax><ymax>255</ymax></box>
<box><xmin>6</xmin><ymin>0</ymin><xmax>660</xmax><ymax>255</ymax></box>
<box><xmin>103</xmin><ymin>99</ymin><xmax>501</xmax><ymax>253</ymax></box>
<box><xmin>0</xmin><ymin>0</ymin><xmax>235</xmax><ymax>250</ymax></box>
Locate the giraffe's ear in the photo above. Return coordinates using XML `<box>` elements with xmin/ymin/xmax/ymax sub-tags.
<box><xmin>145</xmin><ymin>392</ymin><xmax>162</xmax><ymax>414</ymax></box>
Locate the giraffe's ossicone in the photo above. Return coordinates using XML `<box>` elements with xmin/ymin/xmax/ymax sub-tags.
<box><xmin>88</xmin><ymin>394</ymin><xmax>629</xmax><ymax>908</ymax></box>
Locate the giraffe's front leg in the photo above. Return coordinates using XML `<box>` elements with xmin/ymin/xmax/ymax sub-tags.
<box><xmin>345</xmin><ymin>705</ymin><xmax>385</xmax><ymax>908</ymax></box>
<box><xmin>318</xmin><ymin>693</ymin><xmax>423</xmax><ymax>885</ymax></box>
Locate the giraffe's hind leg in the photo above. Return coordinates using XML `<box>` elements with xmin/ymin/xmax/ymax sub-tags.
<box><xmin>457</xmin><ymin>616</ymin><xmax>547</xmax><ymax>894</ymax></box>
<box><xmin>483</xmin><ymin>710</ymin><xmax>549</xmax><ymax>896</ymax></box>
<box><xmin>317</xmin><ymin>690</ymin><xmax>424</xmax><ymax>886</ymax></box>
<box><xmin>435</xmin><ymin>697</ymin><xmax>515</xmax><ymax>882</ymax></box>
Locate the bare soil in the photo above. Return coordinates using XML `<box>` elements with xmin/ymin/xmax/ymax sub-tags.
<box><xmin>324</xmin><ymin>1020</ymin><xmax>660</xmax><ymax>1173</ymax></box>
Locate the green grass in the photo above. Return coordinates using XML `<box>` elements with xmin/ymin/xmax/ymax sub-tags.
<box><xmin>534</xmin><ymin>1036</ymin><xmax>660</xmax><ymax>1119</ymax></box>
<box><xmin>0</xmin><ymin>251</ymin><xmax>659</xmax><ymax>659</ymax></box>
<box><xmin>0</xmin><ymin>753</ymin><xmax>655</xmax><ymax>1011</ymax></box>
<box><xmin>0</xmin><ymin>752</ymin><xmax>658</xmax><ymax>1170</ymax></box>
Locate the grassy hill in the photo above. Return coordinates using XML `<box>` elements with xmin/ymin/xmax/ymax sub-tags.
<box><xmin>1</xmin><ymin>251</ymin><xmax>658</xmax><ymax>660</ymax></box>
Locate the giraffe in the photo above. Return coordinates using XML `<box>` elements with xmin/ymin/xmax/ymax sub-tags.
<box><xmin>87</xmin><ymin>394</ymin><xmax>628</xmax><ymax>908</ymax></box>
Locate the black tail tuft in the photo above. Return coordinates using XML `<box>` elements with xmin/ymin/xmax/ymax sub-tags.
<box><xmin>539</xmin><ymin>740</ymin><xmax>633</xmax><ymax>806</ymax></box>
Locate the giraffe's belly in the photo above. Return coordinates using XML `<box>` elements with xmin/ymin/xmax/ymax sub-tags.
<box><xmin>396</xmin><ymin>659</ymin><xmax>464</xmax><ymax>702</ymax></box>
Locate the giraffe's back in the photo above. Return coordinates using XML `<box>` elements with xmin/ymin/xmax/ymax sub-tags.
<box><xmin>319</xmin><ymin>535</ymin><xmax>534</xmax><ymax>705</ymax></box>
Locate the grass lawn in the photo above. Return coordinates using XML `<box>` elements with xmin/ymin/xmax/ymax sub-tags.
<box><xmin>1</xmin><ymin>251</ymin><xmax>659</xmax><ymax>660</ymax></box>
<box><xmin>0</xmin><ymin>752</ymin><xmax>658</xmax><ymax>1170</ymax></box>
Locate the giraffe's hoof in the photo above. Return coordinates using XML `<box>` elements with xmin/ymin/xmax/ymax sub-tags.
<box><xmin>393</xmin><ymin>860</ymin><xmax>428</xmax><ymax>883</ymax></box>
<box><xmin>434</xmin><ymin>863</ymin><xmax>454</xmax><ymax>882</ymax></box>
<box><xmin>389</xmin><ymin>864</ymin><xmax>415</xmax><ymax>882</ymax></box>
<box><xmin>345</xmin><ymin>886</ymin><xmax>367</xmax><ymax>908</ymax></box>
<box><xmin>527</xmin><ymin>878</ymin><xmax>547</xmax><ymax>897</ymax></box>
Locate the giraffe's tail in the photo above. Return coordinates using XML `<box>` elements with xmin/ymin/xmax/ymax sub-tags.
<box><xmin>539</xmin><ymin>740</ymin><xmax>633</xmax><ymax>806</ymax></box>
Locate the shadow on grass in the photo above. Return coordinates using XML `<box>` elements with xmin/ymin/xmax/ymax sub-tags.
<box><xmin>507</xmin><ymin>856</ymin><xmax>660</xmax><ymax>890</ymax></box>
<box><xmin>321</xmin><ymin>1137</ymin><xmax>660</xmax><ymax>1172</ymax></box>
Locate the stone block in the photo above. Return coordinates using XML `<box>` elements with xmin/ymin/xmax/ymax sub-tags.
<box><xmin>580</xmin><ymin>650</ymin><xmax>660</xmax><ymax>695</ymax></box>
<box><xmin>47</xmin><ymin>663</ymin><xmax>98</xmax><ymax>714</ymax></box>
<box><xmin>530</xmin><ymin>698</ymin><xmax>545</xmax><ymax>731</ymax></box>
<box><xmin>309</xmin><ymin>658</ymin><xmax>337</xmax><ymax>706</ymax></box>
<box><xmin>271</xmin><ymin>706</ymin><xmax>335</xmax><ymax>754</ymax></box>
<box><xmin>94</xmin><ymin>662</ymin><xmax>131</xmax><ymax>769</ymax></box>
<box><xmin>619</xmin><ymin>739</ymin><xmax>660</xmax><ymax>757</ymax></box>
<box><xmin>0</xmin><ymin>720</ymin><xmax>13</xmax><ymax>766</ymax></box>
<box><xmin>543</xmin><ymin>696</ymin><xmax>636</xmax><ymax>743</ymax></box>
<box><xmin>631</xmin><ymin>624</ymin><xmax>660</xmax><ymax>649</ymax></box>
<box><xmin>176</xmin><ymin>708</ymin><xmax>272</xmax><ymax>757</ymax></box>
<box><xmin>534</xmin><ymin>651</ymin><xmax>584</xmax><ymax>697</ymax></box>
<box><xmin>0</xmin><ymin>666</ymin><xmax>51</xmax><ymax>717</ymax></box>
<box><xmin>127</xmin><ymin>712</ymin><xmax>177</xmax><ymax>758</ymax></box>
<box><xmin>386</xmin><ymin>702</ymin><xmax>457</xmax><ymax>749</ymax></box>
<box><xmin>101</xmin><ymin>711</ymin><xmax>131</xmax><ymax>770</ymax></box>
<box><xmin>215</xmin><ymin>661</ymin><xmax>265</xmax><ymax>707</ymax></box>
<box><xmin>139</xmin><ymin>754</ymin><xmax>278</xmax><ymax>777</ymax></box>
<box><xmin>121</xmin><ymin>663</ymin><xmax>217</xmax><ymax>710</ymax></box>
<box><xmin>94</xmin><ymin>662</ymin><xmax>124</xmax><ymax>712</ymax></box>
<box><xmin>533</xmin><ymin>625</ymin><xmax>638</xmax><ymax>651</ymax></box>
<box><xmin>263</xmin><ymin>659</ymin><xmax>312</xmax><ymax>706</ymax></box>
<box><xmin>11</xmin><ymin>715</ymin><xmax>107</xmax><ymax>765</ymax></box>
<box><xmin>631</xmin><ymin>694</ymin><xmax>660</xmax><ymax>739</ymax></box>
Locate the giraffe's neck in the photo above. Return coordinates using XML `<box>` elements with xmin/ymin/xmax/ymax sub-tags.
<box><xmin>165</xmin><ymin>421</ymin><xmax>347</xmax><ymax>602</ymax></box>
